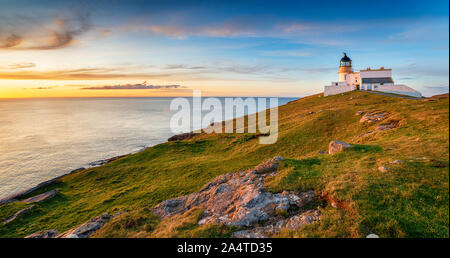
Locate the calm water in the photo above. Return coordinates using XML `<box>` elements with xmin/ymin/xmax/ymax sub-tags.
<box><xmin>0</xmin><ymin>97</ymin><xmax>296</xmax><ymax>198</ymax></box>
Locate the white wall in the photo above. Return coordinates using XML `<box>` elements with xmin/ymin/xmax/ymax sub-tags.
<box><xmin>374</xmin><ymin>84</ymin><xmax>422</xmax><ymax>97</ymax></box>
<box><xmin>324</xmin><ymin>85</ymin><xmax>353</xmax><ymax>96</ymax></box>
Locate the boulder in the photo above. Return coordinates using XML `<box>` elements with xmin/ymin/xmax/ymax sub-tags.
<box><xmin>57</xmin><ymin>213</ymin><xmax>111</xmax><ymax>238</ymax></box>
<box><xmin>152</xmin><ymin>157</ymin><xmax>318</xmax><ymax>227</ymax></box>
<box><xmin>25</xmin><ymin>230</ymin><xmax>59</xmax><ymax>238</ymax></box>
<box><xmin>23</xmin><ymin>189</ymin><xmax>58</xmax><ymax>203</ymax></box>
<box><xmin>253</xmin><ymin>156</ymin><xmax>283</xmax><ymax>174</ymax></box>
<box><xmin>328</xmin><ymin>141</ymin><xmax>353</xmax><ymax>154</ymax></box>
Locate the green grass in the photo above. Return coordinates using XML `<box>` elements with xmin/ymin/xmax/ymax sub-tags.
<box><xmin>0</xmin><ymin>91</ymin><xmax>448</xmax><ymax>238</ymax></box>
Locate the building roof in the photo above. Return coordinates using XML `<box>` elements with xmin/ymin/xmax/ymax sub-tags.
<box><xmin>361</xmin><ymin>77</ymin><xmax>394</xmax><ymax>84</ymax></box>
<box><xmin>340</xmin><ymin>52</ymin><xmax>351</xmax><ymax>62</ymax></box>
<box><xmin>360</xmin><ymin>67</ymin><xmax>392</xmax><ymax>71</ymax></box>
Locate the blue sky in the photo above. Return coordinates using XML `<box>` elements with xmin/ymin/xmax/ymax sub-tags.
<box><xmin>0</xmin><ymin>0</ymin><xmax>448</xmax><ymax>97</ymax></box>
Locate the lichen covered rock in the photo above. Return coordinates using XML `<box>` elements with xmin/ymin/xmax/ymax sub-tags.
<box><xmin>152</xmin><ymin>157</ymin><xmax>318</xmax><ymax>228</ymax></box>
<box><xmin>25</xmin><ymin>230</ymin><xmax>59</xmax><ymax>238</ymax></box>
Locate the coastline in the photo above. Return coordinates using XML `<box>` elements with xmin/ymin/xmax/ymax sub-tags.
<box><xmin>0</xmin><ymin>146</ymin><xmax>150</xmax><ymax>205</ymax></box>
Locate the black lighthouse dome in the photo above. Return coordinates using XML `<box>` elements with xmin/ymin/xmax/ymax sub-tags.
<box><xmin>340</xmin><ymin>52</ymin><xmax>352</xmax><ymax>67</ymax></box>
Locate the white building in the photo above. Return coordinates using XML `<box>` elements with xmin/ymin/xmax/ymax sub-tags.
<box><xmin>324</xmin><ymin>53</ymin><xmax>422</xmax><ymax>97</ymax></box>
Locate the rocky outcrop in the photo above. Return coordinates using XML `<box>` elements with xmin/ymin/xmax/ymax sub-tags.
<box><xmin>25</xmin><ymin>212</ymin><xmax>126</xmax><ymax>238</ymax></box>
<box><xmin>360</xmin><ymin>112</ymin><xmax>388</xmax><ymax>123</ymax></box>
<box><xmin>25</xmin><ymin>230</ymin><xmax>59</xmax><ymax>238</ymax></box>
<box><xmin>328</xmin><ymin>140</ymin><xmax>353</xmax><ymax>154</ymax></box>
<box><xmin>375</xmin><ymin>121</ymin><xmax>399</xmax><ymax>131</ymax></box>
<box><xmin>56</xmin><ymin>213</ymin><xmax>112</xmax><ymax>238</ymax></box>
<box><xmin>3</xmin><ymin>205</ymin><xmax>35</xmax><ymax>225</ymax></box>
<box><xmin>232</xmin><ymin>209</ymin><xmax>321</xmax><ymax>238</ymax></box>
<box><xmin>152</xmin><ymin>157</ymin><xmax>320</xmax><ymax>237</ymax></box>
<box><xmin>23</xmin><ymin>189</ymin><xmax>58</xmax><ymax>203</ymax></box>
<box><xmin>0</xmin><ymin>167</ymin><xmax>84</xmax><ymax>206</ymax></box>
<box><xmin>168</xmin><ymin>132</ymin><xmax>197</xmax><ymax>142</ymax></box>
<box><xmin>89</xmin><ymin>155</ymin><xmax>127</xmax><ymax>167</ymax></box>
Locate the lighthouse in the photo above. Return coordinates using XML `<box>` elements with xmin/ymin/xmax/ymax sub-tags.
<box><xmin>323</xmin><ymin>53</ymin><xmax>422</xmax><ymax>97</ymax></box>
<box><xmin>338</xmin><ymin>53</ymin><xmax>353</xmax><ymax>82</ymax></box>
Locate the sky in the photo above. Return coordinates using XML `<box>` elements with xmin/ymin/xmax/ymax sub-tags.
<box><xmin>0</xmin><ymin>0</ymin><xmax>448</xmax><ymax>98</ymax></box>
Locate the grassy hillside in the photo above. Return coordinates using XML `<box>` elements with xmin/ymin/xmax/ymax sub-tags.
<box><xmin>0</xmin><ymin>91</ymin><xmax>448</xmax><ymax>238</ymax></box>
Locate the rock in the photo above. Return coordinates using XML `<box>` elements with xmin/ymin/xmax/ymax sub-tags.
<box><xmin>0</xmin><ymin>166</ymin><xmax>85</xmax><ymax>206</ymax></box>
<box><xmin>328</xmin><ymin>141</ymin><xmax>353</xmax><ymax>154</ymax></box>
<box><xmin>231</xmin><ymin>209</ymin><xmax>321</xmax><ymax>238</ymax></box>
<box><xmin>366</xmin><ymin>233</ymin><xmax>380</xmax><ymax>238</ymax></box>
<box><xmin>3</xmin><ymin>205</ymin><xmax>35</xmax><ymax>225</ymax></box>
<box><xmin>253</xmin><ymin>157</ymin><xmax>283</xmax><ymax>174</ymax></box>
<box><xmin>360</xmin><ymin>112</ymin><xmax>388</xmax><ymax>123</ymax></box>
<box><xmin>25</xmin><ymin>230</ymin><xmax>59</xmax><ymax>238</ymax></box>
<box><xmin>284</xmin><ymin>210</ymin><xmax>321</xmax><ymax>231</ymax></box>
<box><xmin>89</xmin><ymin>155</ymin><xmax>127</xmax><ymax>167</ymax></box>
<box><xmin>378</xmin><ymin>166</ymin><xmax>388</xmax><ymax>172</ymax></box>
<box><xmin>56</xmin><ymin>213</ymin><xmax>111</xmax><ymax>238</ymax></box>
<box><xmin>231</xmin><ymin>230</ymin><xmax>267</xmax><ymax>238</ymax></box>
<box><xmin>168</xmin><ymin>132</ymin><xmax>197</xmax><ymax>142</ymax></box>
<box><xmin>376</xmin><ymin>122</ymin><xmax>398</xmax><ymax>131</ymax></box>
<box><xmin>355</xmin><ymin>111</ymin><xmax>364</xmax><ymax>116</ymax></box>
<box><xmin>0</xmin><ymin>178</ymin><xmax>61</xmax><ymax>205</ymax></box>
<box><xmin>23</xmin><ymin>189</ymin><xmax>58</xmax><ymax>203</ymax></box>
<box><xmin>152</xmin><ymin>157</ymin><xmax>317</xmax><ymax>227</ymax></box>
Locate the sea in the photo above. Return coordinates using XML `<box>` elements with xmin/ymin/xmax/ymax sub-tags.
<box><xmin>0</xmin><ymin>97</ymin><xmax>296</xmax><ymax>198</ymax></box>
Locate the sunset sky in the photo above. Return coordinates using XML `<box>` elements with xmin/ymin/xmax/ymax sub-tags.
<box><xmin>0</xmin><ymin>0</ymin><xmax>448</xmax><ymax>98</ymax></box>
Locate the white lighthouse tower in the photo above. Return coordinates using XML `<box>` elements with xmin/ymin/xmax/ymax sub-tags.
<box><xmin>338</xmin><ymin>53</ymin><xmax>353</xmax><ymax>82</ymax></box>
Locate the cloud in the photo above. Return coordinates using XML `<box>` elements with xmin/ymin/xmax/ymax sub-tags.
<box><xmin>118</xmin><ymin>15</ymin><xmax>363</xmax><ymax>43</ymax></box>
<box><xmin>81</xmin><ymin>81</ymin><xmax>182</xmax><ymax>90</ymax></box>
<box><xmin>260</xmin><ymin>50</ymin><xmax>313</xmax><ymax>57</ymax></box>
<box><xmin>0</xmin><ymin>67</ymin><xmax>171</xmax><ymax>80</ymax></box>
<box><xmin>25</xmin><ymin>86</ymin><xmax>57</xmax><ymax>90</ymax></box>
<box><xmin>0</xmin><ymin>11</ymin><xmax>91</xmax><ymax>50</ymax></box>
<box><xmin>0</xmin><ymin>34</ymin><xmax>22</xmax><ymax>48</ymax></box>
<box><xmin>163</xmin><ymin>63</ymin><xmax>272</xmax><ymax>75</ymax></box>
<box><xmin>0</xmin><ymin>62</ymin><xmax>36</xmax><ymax>69</ymax></box>
<box><xmin>396</xmin><ymin>63</ymin><xmax>449</xmax><ymax>77</ymax></box>
<box><xmin>383</xmin><ymin>18</ymin><xmax>449</xmax><ymax>44</ymax></box>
